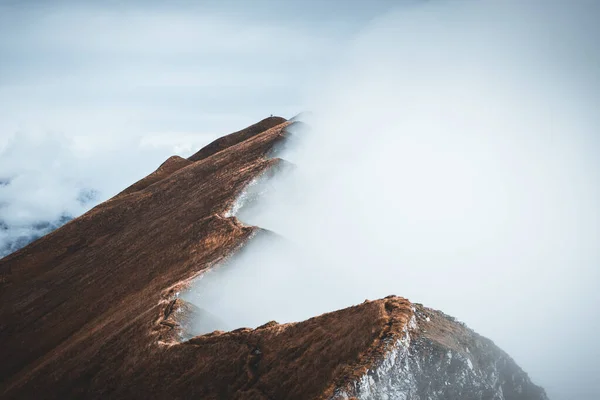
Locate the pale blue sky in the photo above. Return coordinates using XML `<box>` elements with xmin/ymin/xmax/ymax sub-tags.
<box><xmin>0</xmin><ymin>0</ymin><xmax>409</xmax><ymax>138</ymax></box>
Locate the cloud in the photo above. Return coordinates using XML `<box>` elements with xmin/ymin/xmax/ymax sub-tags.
<box><xmin>181</xmin><ymin>2</ymin><xmax>600</xmax><ymax>399</ymax></box>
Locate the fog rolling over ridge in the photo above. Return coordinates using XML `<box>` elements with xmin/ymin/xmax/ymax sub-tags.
<box><xmin>0</xmin><ymin>0</ymin><xmax>335</xmax><ymax>258</ymax></box>
<box><xmin>0</xmin><ymin>0</ymin><xmax>598</xmax><ymax>399</ymax></box>
<box><xmin>182</xmin><ymin>2</ymin><xmax>600</xmax><ymax>400</ymax></box>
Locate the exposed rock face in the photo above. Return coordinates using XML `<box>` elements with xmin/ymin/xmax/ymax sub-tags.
<box><xmin>0</xmin><ymin>117</ymin><xmax>546</xmax><ymax>399</ymax></box>
<box><xmin>333</xmin><ymin>304</ymin><xmax>548</xmax><ymax>400</ymax></box>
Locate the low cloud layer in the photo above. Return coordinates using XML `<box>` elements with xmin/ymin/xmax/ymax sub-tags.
<box><xmin>0</xmin><ymin>129</ymin><xmax>223</xmax><ymax>257</ymax></box>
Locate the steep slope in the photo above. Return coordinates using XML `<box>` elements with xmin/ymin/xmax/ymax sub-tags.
<box><xmin>187</xmin><ymin>116</ymin><xmax>287</xmax><ymax>162</ymax></box>
<box><xmin>0</xmin><ymin>116</ymin><xmax>546</xmax><ymax>399</ymax></box>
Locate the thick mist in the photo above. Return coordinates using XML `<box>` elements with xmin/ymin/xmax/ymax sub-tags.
<box><xmin>182</xmin><ymin>2</ymin><xmax>600</xmax><ymax>399</ymax></box>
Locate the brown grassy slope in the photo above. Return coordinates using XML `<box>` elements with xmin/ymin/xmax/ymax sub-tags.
<box><xmin>0</xmin><ymin>116</ymin><xmax>414</xmax><ymax>399</ymax></box>
<box><xmin>187</xmin><ymin>116</ymin><xmax>287</xmax><ymax>162</ymax></box>
<box><xmin>0</xmin><ymin>119</ymin><xmax>288</xmax><ymax>391</ymax></box>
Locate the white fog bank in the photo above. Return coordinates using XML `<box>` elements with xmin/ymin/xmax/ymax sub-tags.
<box><xmin>182</xmin><ymin>2</ymin><xmax>600</xmax><ymax>400</ymax></box>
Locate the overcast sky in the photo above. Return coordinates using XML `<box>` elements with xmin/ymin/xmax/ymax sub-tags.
<box><xmin>1</xmin><ymin>1</ymin><xmax>599</xmax><ymax>399</ymax></box>
<box><xmin>0</xmin><ymin>0</ymin><xmax>395</xmax><ymax>253</ymax></box>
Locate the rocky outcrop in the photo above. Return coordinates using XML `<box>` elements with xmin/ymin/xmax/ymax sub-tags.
<box><xmin>0</xmin><ymin>116</ymin><xmax>546</xmax><ymax>399</ymax></box>
<box><xmin>332</xmin><ymin>303</ymin><xmax>548</xmax><ymax>400</ymax></box>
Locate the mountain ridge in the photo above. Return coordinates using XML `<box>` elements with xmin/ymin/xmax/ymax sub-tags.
<box><xmin>0</xmin><ymin>116</ymin><xmax>547</xmax><ymax>399</ymax></box>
